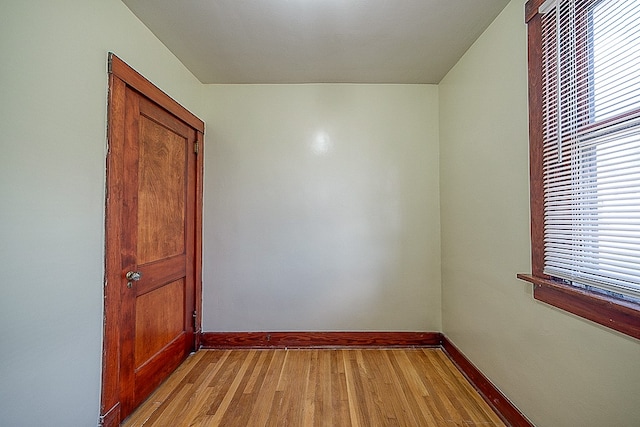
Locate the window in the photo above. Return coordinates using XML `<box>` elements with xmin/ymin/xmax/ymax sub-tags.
<box><xmin>521</xmin><ymin>0</ymin><xmax>640</xmax><ymax>339</ymax></box>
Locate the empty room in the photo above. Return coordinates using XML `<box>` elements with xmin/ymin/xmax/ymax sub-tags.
<box><xmin>1</xmin><ymin>0</ymin><xmax>639</xmax><ymax>426</ymax></box>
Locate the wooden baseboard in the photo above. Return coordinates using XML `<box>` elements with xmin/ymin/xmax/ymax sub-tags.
<box><xmin>441</xmin><ymin>336</ymin><xmax>533</xmax><ymax>427</ymax></box>
<box><xmin>200</xmin><ymin>331</ymin><xmax>443</xmax><ymax>349</ymax></box>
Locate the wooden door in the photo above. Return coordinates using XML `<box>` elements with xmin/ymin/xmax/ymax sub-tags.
<box><xmin>101</xmin><ymin>54</ymin><xmax>204</xmax><ymax>427</ymax></box>
<box><xmin>120</xmin><ymin>90</ymin><xmax>196</xmax><ymax>414</ymax></box>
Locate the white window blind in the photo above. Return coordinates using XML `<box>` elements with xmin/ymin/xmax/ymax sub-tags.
<box><xmin>540</xmin><ymin>0</ymin><xmax>640</xmax><ymax>300</ymax></box>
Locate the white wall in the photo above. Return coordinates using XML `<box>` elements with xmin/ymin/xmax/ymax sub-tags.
<box><xmin>201</xmin><ymin>84</ymin><xmax>441</xmax><ymax>331</ymax></box>
<box><xmin>439</xmin><ymin>1</ymin><xmax>640</xmax><ymax>426</ymax></box>
<box><xmin>0</xmin><ymin>1</ymin><xmax>203</xmax><ymax>425</ymax></box>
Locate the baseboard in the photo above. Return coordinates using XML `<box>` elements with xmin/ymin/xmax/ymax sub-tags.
<box><xmin>200</xmin><ymin>331</ymin><xmax>443</xmax><ymax>349</ymax></box>
<box><xmin>441</xmin><ymin>336</ymin><xmax>534</xmax><ymax>427</ymax></box>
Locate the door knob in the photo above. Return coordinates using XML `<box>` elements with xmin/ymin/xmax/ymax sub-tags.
<box><xmin>126</xmin><ymin>271</ymin><xmax>142</xmax><ymax>281</ymax></box>
<box><xmin>126</xmin><ymin>271</ymin><xmax>142</xmax><ymax>288</ymax></box>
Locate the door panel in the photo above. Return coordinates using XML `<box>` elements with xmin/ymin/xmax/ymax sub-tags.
<box><xmin>134</xmin><ymin>278</ymin><xmax>185</xmax><ymax>367</ymax></box>
<box><xmin>137</xmin><ymin>103</ymin><xmax>187</xmax><ymax>264</ymax></box>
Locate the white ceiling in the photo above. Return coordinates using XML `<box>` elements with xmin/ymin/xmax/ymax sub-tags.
<box><xmin>122</xmin><ymin>0</ymin><xmax>511</xmax><ymax>84</ymax></box>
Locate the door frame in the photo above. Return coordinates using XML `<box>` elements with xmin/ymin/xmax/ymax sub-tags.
<box><xmin>100</xmin><ymin>53</ymin><xmax>204</xmax><ymax>427</ymax></box>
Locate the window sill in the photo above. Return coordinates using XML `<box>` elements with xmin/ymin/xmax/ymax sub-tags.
<box><xmin>517</xmin><ymin>274</ymin><xmax>640</xmax><ymax>340</ymax></box>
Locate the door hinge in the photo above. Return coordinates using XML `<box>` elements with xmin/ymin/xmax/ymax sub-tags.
<box><xmin>193</xmin><ymin>310</ymin><xmax>198</xmax><ymax>328</ymax></box>
<box><xmin>194</xmin><ymin>141</ymin><xmax>199</xmax><ymax>154</ymax></box>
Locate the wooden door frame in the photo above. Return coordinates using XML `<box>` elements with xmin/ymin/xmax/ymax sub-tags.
<box><xmin>100</xmin><ymin>53</ymin><xmax>204</xmax><ymax>427</ymax></box>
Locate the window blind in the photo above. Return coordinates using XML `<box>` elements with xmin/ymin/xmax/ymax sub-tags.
<box><xmin>540</xmin><ymin>0</ymin><xmax>640</xmax><ymax>300</ymax></box>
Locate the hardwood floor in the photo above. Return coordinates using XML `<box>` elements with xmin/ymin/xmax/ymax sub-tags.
<box><xmin>122</xmin><ymin>348</ymin><xmax>506</xmax><ymax>426</ymax></box>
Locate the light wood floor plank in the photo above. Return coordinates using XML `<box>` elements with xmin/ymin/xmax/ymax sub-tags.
<box><xmin>171</xmin><ymin>350</ymin><xmax>231</xmax><ymax>426</ymax></box>
<box><xmin>245</xmin><ymin>349</ymin><xmax>285</xmax><ymax>427</ymax></box>
<box><xmin>122</xmin><ymin>348</ymin><xmax>506</xmax><ymax>427</ymax></box>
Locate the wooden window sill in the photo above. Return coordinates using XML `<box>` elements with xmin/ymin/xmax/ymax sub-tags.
<box><xmin>517</xmin><ymin>274</ymin><xmax>640</xmax><ymax>340</ymax></box>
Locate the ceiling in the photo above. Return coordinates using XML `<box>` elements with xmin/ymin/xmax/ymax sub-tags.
<box><xmin>122</xmin><ymin>0</ymin><xmax>511</xmax><ymax>84</ymax></box>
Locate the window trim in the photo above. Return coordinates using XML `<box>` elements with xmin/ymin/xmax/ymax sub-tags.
<box><xmin>521</xmin><ymin>0</ymin><xmax>640</xmax><ymax>340</ymax></box>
